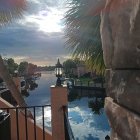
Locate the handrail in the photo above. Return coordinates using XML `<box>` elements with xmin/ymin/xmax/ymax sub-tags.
<box><xmin>0</xmin><ymin>104</ymin><xmax>51</xmax><ymax>140</ymax></box>
<box><xmin>63</xmin><ymin>106</ymin><xmax>75</xmax><ymax>140</ymax></box>
<box><xmin>0</xmin><ymin>104</ymin><xmax>51</xmax><ymax>110</ymax></box>
<box><xmin>0</xmin><ymin>88</ymin><xmax>9</xmax><ymax>94</ymax></box>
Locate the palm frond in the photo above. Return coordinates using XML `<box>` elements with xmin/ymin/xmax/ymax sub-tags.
<box><xmin>64</xmin><ymin>0</ymin><xmax>105</xmax><ymax>75</ymax></box>
<box><xmin>0</xmin><ymin>0</ymin><xmax>26</xmax><ymax>26</ymax></box>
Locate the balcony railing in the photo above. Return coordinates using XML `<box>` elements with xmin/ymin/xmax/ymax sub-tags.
<box><xmin>63</xmin><ymin>106</ymin><xmax>75</xmax><ymax>140</ymax></box>
<box><xmin>0</xmin><ymin>105</ymin><xmax>51</xmax><ymax>140</ymax></box>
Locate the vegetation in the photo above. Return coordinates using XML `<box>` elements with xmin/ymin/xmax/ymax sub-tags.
<box><xmin>18</xmin><ymin>61</ymin><xmax>28</xmax><ymax>75</ymax></box>
<box><xmin>37</xmin><ymin>66</ymin><xmax>55</xmax><ymax>71</ymax></box>
<box><xmin>2</xmin><ymin>58</ymin><xmax>38</xmax><ymax>76</ymax></box>
<box><xmin>0</xmin><ymin>0</ymin><xmax>28</xmax><ymax>107</ymax></box>
<box><xmin>63</xmin><ymin>59</ymin><xmax>77</xmax><ymax>77</ymax></box>
<box><xmin>78</xmin><ymin>77</ymin><xmax>92</xmax><ymax>82</ymax></box>
<box><xmin>4</xmin><ymin>57</ymin><xmax>56</xmax><ymax>75</ymax></box>
<box><xmin>0</xmin><ymin>0</ymin><xmax>25</xmax><ymax>27</ymax></box>
<box><xmin>5</xmin><ymin>58</ymin><xmax>18</xmax><ymax>75</ymax></box>
<box><xmin>64</xmin><ymin>0</ymin><xmax>105</xmax><ymax>75</ymax></box>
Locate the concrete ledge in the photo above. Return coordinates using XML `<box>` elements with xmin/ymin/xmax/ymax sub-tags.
<box><xmin>105</xmin><ymin>97</ymin><xmax>140</xmax><ymax>140</ymax></box>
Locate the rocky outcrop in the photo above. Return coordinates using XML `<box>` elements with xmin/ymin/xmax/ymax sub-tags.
<box><xmin>105</xmin><ymin>97</ymin><xmax>140</xmax><ymax>140</ymax></box>
<box><xmin>101</xmin><ymin>0</ymin><xmax>140</xmax><ymax>139</ymax></box>
<box><xmin>101</xmin><ymin>0</ymin><xmax>140</xmax><ymax>68</ymax></box>
<box><xmin>106</xmin><ymin>69</ymin><xmax>140</xmax><ymax>113</ymax></box>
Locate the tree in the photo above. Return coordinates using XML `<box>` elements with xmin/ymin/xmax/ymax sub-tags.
<box><xmin>6</xmin><ymin>58</ymin><xmax>18</xmax><ymax>75</ymax></box>
<box><xmin>0</xmin><ymin>0</ymin><xmax>27</xmax><ymax>107</ymax></box>
<box><xmin>63</xmin><ymin>59</ymin><xmax>77</xmax><ymax>77</ymax></box>
<box><xmin>18</xmin><ymin>61</ymin><xmax>28</xmax><ymax>76</ymax></box>
<box><xmin>64</xmin><ymin>0</ymin><xmax>105</xmax><ymax>75</ymax></box>
<box><xmin>0</xmin><ymin>56</ymin><xmax>27</xmax><ymax>106</ymax></box>
<box><xmin>27</xmin><ymin>63</ymin><xmax>37</xmax><ymax>76</ymax></box>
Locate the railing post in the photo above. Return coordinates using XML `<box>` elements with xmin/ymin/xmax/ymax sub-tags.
<box><xmin>51</xmin><ymin>85</ymin><xmax>68</xmax><ymax>140</ymax></box>
<box><xmin>88</xmin><ymin>81</ymin><xmax>89</xmax><ymax>87</ymax></box>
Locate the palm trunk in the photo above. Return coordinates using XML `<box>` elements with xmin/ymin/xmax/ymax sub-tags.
<box><xmin>0</xmin><ymin>55</ymin><xmax>27</xmax><ymax>107</ymax></box>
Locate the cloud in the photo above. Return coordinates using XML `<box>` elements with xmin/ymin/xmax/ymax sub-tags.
<box><xmin>20</xmin><ymin>0</ymin><xmax>67</xmax><ymax>33</ymax></box>
<box><xmin>0</xmin><ymin>27</ymin><xmax>68</xmax><ymax>65</ymax></box>
<box><xmin>21</xmin><ymin>8</ymin><xmax>64</xmax><ymax>33</ymax></box>
<box><xmin>0</xmin><ymin>0</ymin><xmax>69</xmax><ymax>66</ymax></box>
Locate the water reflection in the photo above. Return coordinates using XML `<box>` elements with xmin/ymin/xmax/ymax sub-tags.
<box><xmin>25</xmin><ymin>71</ymin><xmax>56</xmax><ymax>106</ymax></box>
<box><xmin>24</xmin><ymin>71</ymin><xmax>55</xmax><ymax>131</ymax></box>
<box><xmin>88</xmin><ymin>97</ymin><xmax>104</xmax><ymax>115</ymax></box>
<box><xmin>24</xmin><ymin>71</ymin><xmax>110</xmax><ymax>140</ymax></box>
<box><xmin>83</xmin><ymin>134</ymin><xmax>99</xmax><ymax>140</ymax></box>
<box><xmin>34</xmin><ymin>107</ymin><xmax>52</xmax><ymax>131</ymax></box>
<box><xmin>22</xmin><ymin>90</ymin><xmax>30</xmax><ymax>97</ymax></box>
<box><xmin>68</xmin><ymin>89</ymin><xmax>110</xmax><ymax>140</ymax></box>
<box><xmin>21</xmin><ymin>78</ymin><xmax>38</xmax><ymax>97</ymax></box>
<box><xmin>68</xmin><ymin>89</ymin><xmax>105</xmax><ymax>115</ymax></box>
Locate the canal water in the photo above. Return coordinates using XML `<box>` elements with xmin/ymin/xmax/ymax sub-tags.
<box><xmin>25</xmin><ymin>71</ymin><xmax>110</xmax><ymax>140</ymax></box>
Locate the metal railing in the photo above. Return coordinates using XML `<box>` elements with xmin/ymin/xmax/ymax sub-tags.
<box><xmin>63</xmin><ymin>106</ymin><xmax>75</xmax><ymax>140</ymax></box>
<box><xmin>75</xmin><ymin>80</ymin><xmax>104</xmax><ymax>88</ymax></box>
<box><xmin>0</xmin><ymin>105</ymin><xmax>51</xmax><ymax>140</ymax></box>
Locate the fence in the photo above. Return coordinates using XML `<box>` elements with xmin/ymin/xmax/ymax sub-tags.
<box><xmin>63</xmin><ymin>106</ymin><xmax>75</xmax><ymax>140</ymax></box>
<box><xmin>0</xmin><ymin>105</ymin><xmax>51</xmax><ymax>140</ymax></box>
<box><xmin>74</xmin><ymin>80</ymin><xmax>104</xmax><ymax>88</ymax></box>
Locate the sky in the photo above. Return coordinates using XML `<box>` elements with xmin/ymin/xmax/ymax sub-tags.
<box><xmin>0</xmin><ymin>0</ymin><xmax>69</xmax><ymax>66</ymax></box>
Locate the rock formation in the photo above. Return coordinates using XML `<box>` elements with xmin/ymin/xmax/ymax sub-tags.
<box><xmin>101</xmin><ymin>0</ymin><xmax>140</xmax><ymax>139</ymax></box>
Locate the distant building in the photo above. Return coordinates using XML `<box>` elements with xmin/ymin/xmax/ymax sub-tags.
<box><xmin>71</xmin><ymin>67</ymin><xmax>78</xmax><ymax>76</ymax></box>
<box><xmin>77</xmin><ymin>63</ymin><xmax>90</xmax><ymax>78</ymax></box>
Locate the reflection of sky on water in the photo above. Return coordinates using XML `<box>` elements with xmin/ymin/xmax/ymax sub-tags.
<box><xmin>25</xmin><ymin>71</ymin><xmax>56</xmax><ymax>106</ymax></box>
<box><xmin>25</xmin><ymin>71</ymin><xmax>55</xmax><ymax>130</ymax></box>
<box><xmin>25</xmin><ymin>71</ymin><xmax>110</xmax><ymax>140</ymax></box>
<box><xmin>68</xmin><ymin>98</ymin><xmax>110</xmax><ymax>140</ymax></box>
<box><xmin>34</xmin><ymin>107</ymin><xmax>52</xmax><ymax>130</ymax></box>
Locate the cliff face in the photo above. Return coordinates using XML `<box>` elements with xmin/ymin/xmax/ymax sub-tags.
<box><xmin>100</xmin><ymin>0</ymin><xmax>140</xmax><ymax>139</ymax></box>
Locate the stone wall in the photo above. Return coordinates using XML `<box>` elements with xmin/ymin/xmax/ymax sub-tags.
<box><xmin>100</xmin><ymin>0</ymin><xmax>140</xmax><ymax>139</ymax></box>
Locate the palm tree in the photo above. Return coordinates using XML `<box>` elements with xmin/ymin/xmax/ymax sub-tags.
<box><xmin>0</xmin><ymin>0</ymin><xmax>27</xmax><ymax>107</ymax></box>
<box><xmin>64</xmin><ymin>0</ymin><xmax>105</xmax><ymax>75</ymax></box>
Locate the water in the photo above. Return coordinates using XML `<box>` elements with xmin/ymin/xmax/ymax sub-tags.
<box><xmin>25</xmin><ymin>71</ymin><xmax>55</xmax><ymax>106</ymax></box>
<box><xmin>68</xmin><ymin>91</ymin><xmax>110</xmax><ymax>140</ymax></box>
<box><xmin>24</xmin><ymin>71</ymin><xmax>110</xmax><ymax>140</ymax></box>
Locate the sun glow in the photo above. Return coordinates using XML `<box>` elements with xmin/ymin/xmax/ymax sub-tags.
<box><xmin>23</xmin><ymin>8</ymin><xmax>64</xmax><ymax>33</ymax></box>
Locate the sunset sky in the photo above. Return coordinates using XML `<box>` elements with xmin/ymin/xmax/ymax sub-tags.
<box><xmin>0</xmin><ymin>0</ymin><xmax>69</xmax><ymax>66</ymax></box>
